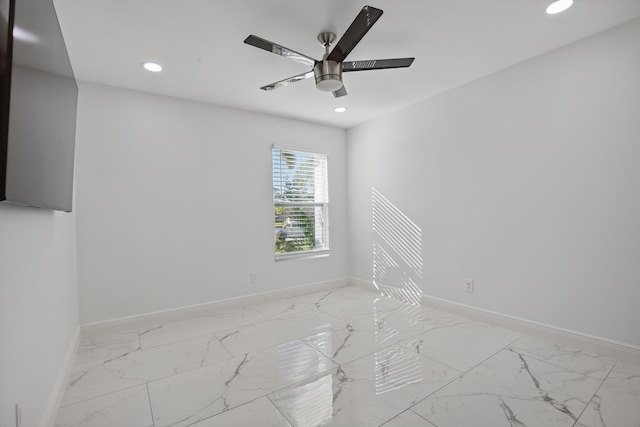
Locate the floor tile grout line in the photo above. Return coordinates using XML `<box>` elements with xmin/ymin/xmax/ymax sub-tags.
<box><xmin>148</xmin><ymin>341</ymin><xmax>340</xmax><ymax>420</ymax></box>
<box><xmin>79</xmin><ymin>331</ymin><xmax>338</xmax><ymax>399</ymax></box>
<box><xmin>145</xmin><ymin>382</ymin><xmax>156</xmax><ymax>427</ymax></box>
<box><xmin>215</xmin><ymin>330</ymin><xmax>237</xmax><ymax>357</ymax></box>
<box><xmin>505</xmin><ymin>341</ymin><xmax>616</xmax><ymax>382</ymax></box>
<box><xmin>78</xmin><ymin>331</ymin><xmax>141</xmax><ymax>347</ymax></box>
<box><xmin>216</xmin><ymin>325</ymin><xmax>339</xmax><ymax>359</ymax></box>
<box><xmin>466</xmin><ymin>334</ymin><xmax>524</xmax><ymax>372</ymax></box>
<box><xmin>401</xmin><ymin>325</ymin><xmax>524</xmax><ymax>374</ymax></box>
<box><xmin>176</xmin><ymin>360</ymin><xmax>340</xmax><ymax>427</ymax></box>
<box><xmin>570</xmin><ymin>361</ymin><xmax>617</xmax><ymax>426</ymax></box>
<box><xmin>511</xmin><ymin>352</ymin><xmax>614</xmax><ymax>382</ymax></box>
<box><xmin>296</xmin><ymin>332</ymin><xmax>416</xmax><ymax>368</ymax></box>
<box><xmin>80</xmin><ymin>331</ymin><xmax>231</xmax><ymax>365</ymax></box>
<box><xmin>212</xmin><ymin>304</ymin><xmax>356</xmax><ymax>356</ymax></box>
<box><xmin>142</xmin><ymin>352</ymin><xmax>242</xmax><ymax>388</ymax></box>
<box><xmin>398</xmin><ymin>332</ymin><xmax>526</xmax><ymax>413</ymax></box>
<box><xmin>266</xmin><ymin>394</ymin><xmax>295</xmax><ymax>427</ymax></box>
<box><xmin>88</xmin><ymin>309</ymin><xmax>271</xmax><ymax>352</ymax></box>
<box><xmin>409</xmin><ymin>408</ymin><xmax>438</xmax><ymax>427</ymax></box>
<box><xmin>379</xmin><ymin>409</ymin><xmax>438</xmax><ymax>427</ymax></box>
<box><xmin>314</xmin><ymin>335</ymin><xmax>465</xmax><ymax>425</ymax></box>
<box><xmin>73</xmin><ymin>342</ymin><xmax>143</xmax><ymax>368</ymax></box>
<box><xmin>407</xmin><ymin>346</ymin><xmax>464</xmax><ymax>374</ymax></box>
<box><xmin>179</xmin><ymin>395</ymin><xmax>286</xmax><ymax>427</ymax></box>
<box><xmin>231</xmin><ymin>289</ymin><xmax>368</xmax><ymax>324</ymax></box>
<box><xmin>65</xmin><ymin>348</ymin><xmax>240</xmax><ymax>408</ymax></box>
<box><xmin>138</xmin><ymin>320</ymin><xmax>260</xmax><ymax>349</ymax></box>
<box><xmin>234</xmin><ymin>303</ymin><xmax>345</xmax><ymax>330</ymax></box>
<box><xmin>402</xmin><ymin>336</ymin><xmax>527</xmax><ymax>426</ymax></box>
<box><xmin>379</xmin><ymin>411</ymin><xmax>407</xmax><ymax>427</ymax></box>
<box><xmin>300</xmin><ymin>318</ymin><xmax>444</xmax><ymax>366</ymax></box>
<box><xmin>274</xmin><ymin>344</ymin><xmax>342</xmax><ymax>389</ymax></box>
<box><xmin>148</xmin><ymin>329</ymin><xmax>231</xmax><ymax>348</ymax></box>
<box><xmin>71</xmin><ymin>332</ymin><xmax>232</xmax><ymax>373</ymax></box>
<box><xmin>396</xmin><ymin>323</ymin><xmax>470</xmax><ymax>372</ymax></box>
<box><xmin>59</xmin><ymin>382</ymin><xmax>148</xmax><ymax>408</ymax></box>
<box><xmin>250</xmin><ymin>295</ymin><xmax>340</xmax><ymax>318</ymax></box>
<box><xmin>404</xmin><ymin>366</ymin><xmax>463</xmax><ymax>417</ymax></box>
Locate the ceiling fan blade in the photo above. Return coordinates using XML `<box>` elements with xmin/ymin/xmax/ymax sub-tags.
<box><xmin>333</xmin><ymin>85</ymin><xmax>348</xmax><ymax>98</ymax></box>
<box><xmin>244</xmin><ymin>35</ymin><xmax>317</xmax><ymax>67</ymax></box>
<box><xmin>343</xmin><ymin>58</ymin><xmax>415</xmax><ymax>72</ymax></box>
<box><xmin>259</xmin><ymin>71</ymin><xmax>315</xmax><ymax>91</ymax></box>
<box><xmin>327</xmin><ymin>6</ymin><xmax>383</xmax><ymax>63</ymax></box>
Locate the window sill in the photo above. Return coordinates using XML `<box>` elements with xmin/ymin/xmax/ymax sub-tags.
<box><xmin>275</xmin><ymin>249</ymin><xmax>330</xmax><ymax>262</ymax></box>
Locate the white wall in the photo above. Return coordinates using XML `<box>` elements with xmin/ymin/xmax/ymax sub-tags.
<box><xmin>75</xmin><ymin>83</ymin><xmax>348</xmax><ymax>325</ymax></box>
<box><xmin>348</xmin><ymin>19</ymin><xmax>640</xmax><ymax>347</ymax></box>
<box><xmin>0</xmin><ymin>204</ymin><xmax>78</xmax><ymax>427</ymax></box>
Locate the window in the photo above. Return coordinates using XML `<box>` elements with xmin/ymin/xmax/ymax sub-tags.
<box><xmin>272</xmin><ymin>147</ymin><xmax>329</xmax><ymax>260</ymax></box>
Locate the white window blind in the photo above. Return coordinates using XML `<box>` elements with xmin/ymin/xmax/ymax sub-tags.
<box><xmin>272</xmin><ymin>147</ymin><xmax>329</xmax><ymax>260</ymax></box>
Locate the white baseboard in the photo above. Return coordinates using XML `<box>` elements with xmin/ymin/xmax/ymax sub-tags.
<box><xmin>39</xmin><ymin>327</ymin><xmax>80</xmax><ymax>427</ymax></box>
<box><xmin>81</xmin><ymin>277</ymin><xmax>350</xmax><ymax>338</ymax></box>
<box><xmin>349</xmin><ymin>278</ymin><xmax>640</xmax><ymax>366</ymax></box>
<box><xmin>349</xmin><ymin>277</ymin><xmax>381</xmax><ymax>293</ymax></box>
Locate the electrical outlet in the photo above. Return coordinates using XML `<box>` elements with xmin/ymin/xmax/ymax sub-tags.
<box><xmin>15</xmin><ymin>402</ymin><xmax>22</xmax><ymax>427</ymax></box>
<box><xmin>250</xmin><ymin>272</ymin><xmax>258</xmax><ymax>283</ymax></box>
<box><xmin>464</xmin><ymin>279</ymin><xmax>474</xmax><ymax>293</ymax></box>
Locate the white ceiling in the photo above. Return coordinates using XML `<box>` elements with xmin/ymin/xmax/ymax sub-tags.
<box><xmin>53</xmin><ymin>0</ymin><xmax>640</xmax><ymax>129</ymax></box>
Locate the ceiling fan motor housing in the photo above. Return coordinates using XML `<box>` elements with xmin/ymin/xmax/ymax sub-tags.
<box><xmin>314</xmin><ymin>60</ymin><xmax>343</xmax><ymax>92</ymax></box>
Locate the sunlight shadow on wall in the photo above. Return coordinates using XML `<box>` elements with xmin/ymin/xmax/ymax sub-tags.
<box><xmin>372</xmin><ymin>187</ymin><xmax>423</xmax><ymax>304</ymax></box>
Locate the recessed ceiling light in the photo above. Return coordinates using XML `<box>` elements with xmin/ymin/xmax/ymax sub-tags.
<box><xmin>546</xmin><ymin>0</ymin><xmax>574</xmax><ymax>14</ymax></box>
<box><xmin>143</xmin><ymin>62</ymin><xmax>163</xmax><ymax>72</ymax></box>
<box><xmin>334</xmin><ymin>107</ymin><xmax>347</xmax><ymax>113</ymax></box>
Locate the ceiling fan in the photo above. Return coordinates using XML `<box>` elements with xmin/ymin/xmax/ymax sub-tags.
<box><xmin>244</xmin><ymin>5</ymin><xmax>415</xmax><ymax>98</ymax></box>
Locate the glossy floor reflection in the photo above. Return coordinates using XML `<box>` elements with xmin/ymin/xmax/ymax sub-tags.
<box><xmin>55</xmin><ymin>286</ymin><xmax>640</xmax><ymax>427</ymax></box>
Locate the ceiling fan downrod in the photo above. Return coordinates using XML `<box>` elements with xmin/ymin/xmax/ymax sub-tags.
<box><xmin>314</xmin><ymin>32</ymin><xmax>342</xmax><ymax>92</ymax></box>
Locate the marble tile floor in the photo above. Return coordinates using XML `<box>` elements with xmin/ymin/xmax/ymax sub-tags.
<box><xmin>55</xmin><ymin>286</ymin><xmax>640</xmax><ymax>427</ymax></box>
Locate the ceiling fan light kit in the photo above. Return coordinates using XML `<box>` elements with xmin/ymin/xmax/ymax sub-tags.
<box><xmin>244</xmin><ymin>5</ymin><xmax>415</xmax><ymax>98</ymax></box>
<box><xmin>315</xmin><ymin>61</ymin><xmax>343</xmax><ymax>92</ymax></box>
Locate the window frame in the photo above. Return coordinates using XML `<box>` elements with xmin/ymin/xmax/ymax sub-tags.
<box><xmin>272</xmin><ymin>146</ymin><xmax>330</xmax><ymax>261</ymax></box>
